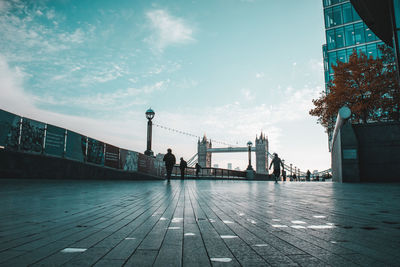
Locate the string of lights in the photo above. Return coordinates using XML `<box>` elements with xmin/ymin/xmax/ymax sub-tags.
<box><xmin>153</xmin><ymin>123</ymin><xmax>240</xmax><ymax>147</ymax></box>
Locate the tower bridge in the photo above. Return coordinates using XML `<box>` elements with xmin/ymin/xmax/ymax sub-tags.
<box><xmin>197</xmin><ymin>133</ymin><xmax>269</xmax><ymax>174</ymax></box>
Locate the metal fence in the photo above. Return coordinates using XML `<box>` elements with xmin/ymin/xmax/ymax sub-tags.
<box><xmin>171</xmin><ymin>166</ymin><xmax>247</xmax><ymax>179</ymax></box>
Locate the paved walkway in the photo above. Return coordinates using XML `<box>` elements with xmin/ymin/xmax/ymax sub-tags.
<box><xmin>0</xmin><ymin>179</ymin><xmax>399</xmax><ymax>266</ymax></box>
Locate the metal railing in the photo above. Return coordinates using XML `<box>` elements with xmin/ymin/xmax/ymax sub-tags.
<box><xmin>171</xmin><ymin>166</ymin><xmax>247</xmax><ymax>179</ymax></box>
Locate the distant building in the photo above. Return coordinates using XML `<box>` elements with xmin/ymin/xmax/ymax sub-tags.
<box><xmin>227</xmin><ymin>163</ymin><xmax>232</xmax><ymax>170</ymax></box>
<box><xmin>234</xmin><ymin>167</ymin><xmax>240</xmax><ymax>171</ymax></box>
<box><xmin>213</xmin><ymin>164</ymin><xmax>219</xmax><ymax>168</ymax></box>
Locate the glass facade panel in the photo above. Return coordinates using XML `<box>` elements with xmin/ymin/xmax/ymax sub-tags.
<box><xmin>328</xmin><ymin>51</ymin><xmax>337</xmax><ymax>74</ymax></box>
<box><xmin>354</xmin><ymin>22</ymin><xmax>365</xmax><ymax>44</ymax></box>
<box><xmin>342</xmin><ymin>3</ymin><xmax>353</xmax><ymax>23</ymax></box>
<box><xmin>331</xmin><ymin>0</ymin><xmax>340</xmax><ymax>5</ymax></box>
<box><xmin>325</xmin><ymin>8</ymin><xmax>333</xmax><ymax>28</ymax></box>
<box><xmin>337</xmin><ymin>49</ymin><xmax>346</xmax><ymax>62</ymax></box>
<box><xmin>356</xmin><ymin>45</ymin><xmax>367</xmax><ymax>55</ymax></box>
<box><xmin>332</xmin><ymin>6</ymin><xmax>343</xmax><ymax>26</ymax></box>
<box><xmin>327</xmin><ymin>29</ymin><xmax>336</xmax><ymax>50</ymax></box>
<box><xmin>366</xmin><ymin>43</ymin><xmax>377</xmax><ymax>59</ymax></box>
<box><xmin>335</xmin><ymin>27</ymin><xmax>345</xmax><ymax>48</ymax></box>
<box><xmin>394</xmin><ymin>0</ymin><xmax>400</xmax><ymax>28</ymax></box>
<box><xmin>365</xmin><ymin>28</ymin><xmax>377</xmax><ymax>42</ymax></box>
<box><xmin>352</xmin><ymin>6</ymin><xmax>361</xmax><ymax>21</ymax></box>
<box><xmin>346</xmin><ymin>48</ymin><xmax>353</xmax><ymax>61</ymax></box>
<box><xmin>344</xmin><ymin>25</ymin><xmax>355</xmax><ymax>46</ymax></box>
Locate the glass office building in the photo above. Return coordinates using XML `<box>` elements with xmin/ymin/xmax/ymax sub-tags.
<box><xmin>323</xmin><ymin>0</ymin><xmax>386</xmax><ymax>89</ymax></box>
<box><xmin>322</xmin><ymin>0</ymin><xmax>388</xmax><ymax>145</ymax></box>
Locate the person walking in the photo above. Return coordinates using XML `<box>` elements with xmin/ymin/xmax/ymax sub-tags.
<box><xmin>179</xmin><ymin>157</ymin><xmax>187</xmax><ymax>180</ymax></box>
<box><xmin>306</xmin><ymin>170</ymin><xmax>311</xmax><ymax>181</ymax></box>
<box><xmin>195</xmin><ymin>163</ymin><xmax>201</xmax><ymax>178</ymax></box>
<box><xmin>269</xmin><ymin>153</ymin><xmax>284</xmax><ymax>183</ymax></box>
<box><xmin>163</xmin><ymin>148</ymin><xmax>176</xmax><ymax>182</ymax></box>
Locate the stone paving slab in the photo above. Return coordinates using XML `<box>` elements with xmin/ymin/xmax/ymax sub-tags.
<box><xmin>0</xmin><ymin>179</ymin><xmax>400</xmax><ymax>266</ymax></box>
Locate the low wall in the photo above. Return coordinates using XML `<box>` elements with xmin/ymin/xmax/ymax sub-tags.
<box><xmin>0</xmin><ymin>150</ymin><xmax>163</xmax><ymax>181</ymax></box>
<box><xmin>332</xmin><ymin>121</ymin><xmax>400</xmax><ymax>182</ymax></box>
<box><xmin>353</xmin><ymin>122</ymin><xmax>400</xmax><ymax>182</ymax></box>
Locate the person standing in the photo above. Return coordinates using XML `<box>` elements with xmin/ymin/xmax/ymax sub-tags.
<box><xmin>195</xmin><ymin>163</ymin><xmax>201</xmax><ymax>178</ymax></box>
<box><xmin>179</xmin><ymin>157</ymin><xmax>187</xmax><ymax>180</ymax></box>
<box><xmin>269</xmin><ymin>153</ymin><xmax>284</xmax><ymax>183</ymax></box>
<box><xmin>163</xmin><ymin>148</ymin><xmax>176</xmax><ymax>182</ymax></box>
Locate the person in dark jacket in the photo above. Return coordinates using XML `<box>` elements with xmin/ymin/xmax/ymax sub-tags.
<box><xmin>163</xmin><ymin>148</ymin><xmax>176</xmax><ymax>181</ymax></box>
<box><xmin>195</xmin><ymin>163</ymin><xmax>201</xmax><ymax>178</ymax></box>
<box><xmin>179</xmin><ymin>157</ymin><xmax>187</xmax><ymax>180</ymax></box>
<box><xmin>269</xmin><ymin>153</ymin><xmax>284</xmax><ymax>183</ymax></box>
<box><xmin>306</xmin><ymin>170</ymin><xmax>311</xmax><ymax>181</ymax></box>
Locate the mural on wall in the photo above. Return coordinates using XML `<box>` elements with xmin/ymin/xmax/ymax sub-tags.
<box><xmin>87</xmin><ymin>138</ymin><xmax>104</xmax><ymax>165</ymax></box>
<box><xmin>119</xmin><ymin>149</ymin><xmax>138</xmax><ymax>171</ymax></box>
<box><xmin>65</xmin><ymin>130</ymin><xmax>86</xmax><ymax>162</ymax></box>
<box><xmin>44</xmin><ymin>124</ymin><xmax>65</xmax><ymax>157</ymax></box>
<box><xmin>0</xmin><ymin>109</ymin><xmax>20</xmax><ymax>150</ymax></box>
<box><xmin>105</xmin><ymin>144</ymin><xmax>119</xmax><ymax>169</ymax></box>
<box><xmin>20</xmin><ymin>118</ymin><xmax>45</xmax><ymax>154</ymax></box>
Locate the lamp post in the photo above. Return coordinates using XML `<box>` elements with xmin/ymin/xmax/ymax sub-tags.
<box><xmin>246</xmin><ymin>141</ymin><xmax>253</xmax><ymax>170</ymax></box>
<box><xmin>144</xmin><ymin>108</ymin><xmax>155</xmax><ymax>156</ymax></box>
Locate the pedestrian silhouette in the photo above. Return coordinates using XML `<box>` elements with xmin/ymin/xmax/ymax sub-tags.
<box><xmin>269</xmin><ymin>153</ymin><xmax>284</xmax><ymax>183</ymax></box>
<box><xmin>163</xmin><ymin>148</ymin><xmax>176</xmax><ymax>182</ymax></box>
<box><xmin>195</xmin><ymin>163</ymin><xmax>201</xmax><ymax>178</ymax></box>
<box><xmin>179</xmin><ymin>157</ymin><xmax>187</xmax><ymax>180</ymax></box>
<box><xmin>306</xmin><ymin>170</ymin><xmax>311</xmax><ymax>181</ymax></box>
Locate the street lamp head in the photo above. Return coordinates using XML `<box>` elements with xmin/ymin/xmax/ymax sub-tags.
<box><xmin>145</xmin><ymin>108</ymin><xmax>155</xmax><ymax>120</ymax></box>
<box><xmin>247</xmin><ymin>141</ymin><xmax>253</xmax><ymax>147</ymax></box>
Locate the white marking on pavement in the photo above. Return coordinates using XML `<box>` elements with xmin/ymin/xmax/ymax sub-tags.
<box><xmin>254</xmin><ymin>244</ymin><xmax>269</xmax><ymax>247</ymax></box>
<box><xmin>220</xmin><ymin>235</ymin><xmax>238</xmax><ymax>239</ymax></box>
<box><xmin>159</xmin><ymin>217</ymin><xmax>167</xmax><ymax>221</ymax></box>
<box><xmin>313</xmin><ymin>215</ymin><xmax>326</xmax><ymax>218</ymax></box>
<box><xmin>291</xmin><ymin>220</ymin><xmax>306</xmax><ymax>224</ymax></box>
<box><xmin>223</xmin><ymin>220</ymin><xmax>234</xmax><ymax>224</ymax></box>
<box><xmin>172</xmin><ymin>218</ymin><xmax>183</xmax><ymax>223</ymax></box>
<box><xmin>307</xmin><ymin>225</ymin><xmax>335</xmax><ymax>229</ymax></box>
<box><xmin>272</xmin><ymin>224</ymin><xmax>288</xmax><ymax>228</ymax></box>
<box><xmin>61</xmin><ymin>248</ymin><xmax>87</xmax><ymax>253</ymax></box>
<box><xmin>167</xmin><ymin>227</ymin><xmax>181</xmax><ymax>229</ymax></box>
<box><xmin>272</xmin><ymin>219</ymin><xmax>281</xmax><ymax>221</ymax></box>
<box><xmin>210</xmin><ymin>258</ymin><xmax>232</xmax><ymax>262</ymax></box>
<box><xmin>291</xmin><ymin>225</ymin><xmax>306</xmax><ymax>229</ymax></box>
<box><xmin>125</xmin><ymin>237</ymin><xmax>136</xmax><ymax>240</ymax></box>
<box><xmin>184</xmin><ymin>233</ymin><xmax>196</xmax><ymax>236</ymax></box>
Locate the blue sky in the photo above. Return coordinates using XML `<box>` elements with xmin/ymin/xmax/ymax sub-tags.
<box><xmin>0</xmin><ymin>0</ymin><xmax>330</xmax><ymax>172</ymax></box>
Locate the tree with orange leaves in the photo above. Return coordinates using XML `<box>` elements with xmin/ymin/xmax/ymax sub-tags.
<box><xmin>310</xmin><ymin>46</ymin><xmax>399</xmax><ymax>133</ymax></box>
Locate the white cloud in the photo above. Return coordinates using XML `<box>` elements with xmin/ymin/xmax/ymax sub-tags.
<box><xmin>241</xmin><ymin>88</ymin><xmax>254</xmax><ymax>100</ymax></box>
<box><xmin>145</xmin><ymin>9</ymin><xmax>194</xmax><ymax>51</ymax></box>
<box><xmin>255</xmin><ymin>72</ymin><xmax>264</xmax><ymax>79</ymax></box>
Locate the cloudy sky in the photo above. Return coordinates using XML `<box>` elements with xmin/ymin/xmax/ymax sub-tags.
<box><xmin>0</xmin><ymin>0</ymin><xmax>329</xmax><ymax>172</ymax></box>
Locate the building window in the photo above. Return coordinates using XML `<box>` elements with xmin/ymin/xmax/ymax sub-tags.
<box><xmin>365</xmin><ymin>28</ymin><xmax>377</xmax><ymax>42</ymax></box>
<box><xmin>327</xmin><ymin>29</ymin><xmax>336</xmax><ymax>50</ymax></box>
<box><xmin>328</xmin><ymin>52</ymin><xmax>337</xmax><ymax>74</ymax></box>
<box><xmin>337</xmin><ymin>49</ymin><xmax>346</xmax><ymax>63</ymax></box>
<box><xmin>342</xmin><ymin>3</ymin><xmax>353</xmax><ymax>24</ymax></box>
<box><xmin>354</xmin><ymin>22</ymin><xmax>365</xmax><ymax>44</ymax></box>
<box><xmin>336</xmin><ymin>27</ymin><xmax>345</xmax><ymax>48</ymax></box>
<box><xmin>332</xmin><ymin>6</ymin><xmax>343</xmax><ymax>26</ymax></box>
<box><xmin>356</xmin><ymin>45</ymin><xmax>367</xmax><ymax>55</ymax></box>
<box><xmin>325</xmin><ymin>8</ymin><xmax>333</xmax><ymax>28</ymax></box>
<box><xmin>345</xmin><ymin>25</ymin><xmax>355</xmax><ymax>46</ymax></box>
<box><xmin>366</xmin><ymin>43</ymin><xmax>377</xmax><ymax>59</ymax></box>
<box><xmin>346</xmin><ymin>48</ymin><xmax>355</xmax><ymax>61</ymax></box>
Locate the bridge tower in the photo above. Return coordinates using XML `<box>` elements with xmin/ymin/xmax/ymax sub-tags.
<box><xmin>255</xmin><ymin>132</ymin><xmax>268</xmax><ymax>174</ymax></box>
<box><xmin>198</xmin><ymin>135</ymin><xmax>212</xmax><ymax>168</ymax></box>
